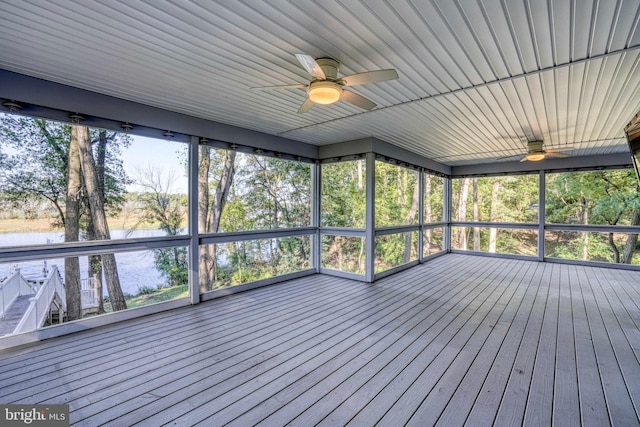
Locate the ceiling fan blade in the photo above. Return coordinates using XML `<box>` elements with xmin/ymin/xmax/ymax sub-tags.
<box><xmin>341</xmin><ymin>69</ymin><xmax>399</xmax><ymax>86</ymax></box>
<box><xmin>295</xmin><ymin>54</ymin><xmax>325</xmax><ymax>79</ymax></box>
<box><xmin>250</xmin><ymin>83</ymin><xmax>306</xmax><ymax>90</ymax></box>
<box><xmin>297</xmin><ymin>97</ymin><xmax>315</xmax><ymax>114</ymax></box>
<box><xmin>341</xmin><ymin>90</ymin><xmax>376</xmax><ymax>110</ymax></box>
<box><xmin>496</xmin><ymin>154</ymin><xmax>524</xmax><ymax>161</ymax></box>
<box><xmin>545</xmin><ymin>151</ymin><xmax>570</xmax><ymax>158</ymax></box>
<box><xmin>519</xmin><ymin>157</ymin><xmax>529</xmax><ymax>162</ymax></box>
<box><xmin>545</xmin><ymin>147</ymin><xmax>574</xmax><ymax>152</ymax></box>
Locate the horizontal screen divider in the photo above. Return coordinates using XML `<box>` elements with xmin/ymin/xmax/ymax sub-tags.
<box><xmin>375</xmin><ymin>225</ymin><xmax>421</xmax><ymax>236</ymax></box>
<box><xmin>320</xmin><ymin>227</ymin><xmax>366</xmax><ymax>237</ymax></box>
<box><xmin>199</xmin><ymin>227</ymin><xmax>316</xmax><ymax>245</ymax></box>
<box><xmin>0</xmin><ymin>235</ymin><xmax>191</xmax><ymax>263</ymax></box>
<box><xmin>451</xmin><ymin>222</ymin><xmax>538</xmax><ymax>229</ymax></box>
<box><xmin>545</xmin><ymin>224</ymin><xmax>640</xmax><ymax>234</ymax></box>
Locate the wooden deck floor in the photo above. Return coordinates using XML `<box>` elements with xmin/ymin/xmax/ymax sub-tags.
<box><xmin>1</xmin><ymin>254</ymin><xmax>640</xmax><ymax>426</ymax></box>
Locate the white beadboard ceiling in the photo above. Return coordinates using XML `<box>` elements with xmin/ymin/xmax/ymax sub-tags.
<box><xmin>1</xmin><ymin>0</ymin><xmax>640</xmax><ymax>166</ymax></box>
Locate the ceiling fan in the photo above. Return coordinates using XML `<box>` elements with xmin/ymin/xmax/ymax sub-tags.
<box><xmin>251</xmin><ymin>54</ymin><xmax>398</xmax><ymax>114</ymax></box>
<box><xmin>512</xmin><ymin>140</ymin><xmax>574</xmax><ymax>162</ymax></box>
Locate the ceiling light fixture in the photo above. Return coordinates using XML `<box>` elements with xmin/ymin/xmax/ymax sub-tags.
<box><xmin>3</xmin><ymin>100</ymin><xmax>23</xmax><ymax>113</ymax></box>
<box><xmin>307</xmin><ymin>81</ymin><xmax>342</xmax><ymax>105</ymax></box>
<box><xmin>526</xmin><ymin>153</ymin><xmax>545</xmax><ymax>161</ymax></box>
<box><xmin>69</xmin><ymin>113</ymin><xmax>85</xmax><ymax>124</ymax></box>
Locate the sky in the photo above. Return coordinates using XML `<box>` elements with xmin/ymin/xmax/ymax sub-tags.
<box><xmin>121</xmin><ymin>135</ymin><xmax>189</xmax><ymax>194</ymax></box>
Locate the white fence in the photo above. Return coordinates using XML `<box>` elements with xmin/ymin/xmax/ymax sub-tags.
<box><xmin>0</xmin><ymin>269</ymin><xmax>35</xmax><ymax>318</ymax></box>
<box><xmin>13</xmin><ymin>266</ymin><xmax>66</xmax><ymax>334</ymax></box>
<box><xmin>81</xmin><ymin>276</ymin><xmax>99</xmax><ymax>309</ymax></box>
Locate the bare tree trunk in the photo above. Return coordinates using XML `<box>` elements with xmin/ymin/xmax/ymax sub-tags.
<box><xmin>582</xmin><ymin>199</ymin><xmax>589</xmax><ymax>261</ymax></box>
<box><xmin>209</xmin><ymin>150</ymin><xmax>236</xmax><ymax>233</ymax></box>
<box><xmin>424</xmin><ymin>175</ymin><xmax>432</xmax><ymax>254</ymax></box>
<box><xmin>201</xmin><ymin>150</ymin><xmax>236</xmax><ymax>291</ymax></box>
<box><xmin>458</xmin><ymin>178</ymin><xmax>470</xmax><ymax>250</ymax></box>
<box><xmin>489</xmin><ymin>180</ymin><xmax>500</xmax><ymax>253</ymax></box>
<box><xmin>622</xmin><ymin>209</ymin><xmax>639</xmax><ymax>264</ymax></box>
<box><xmin>396</xmin><ymin>168</ymin><xmax>402</xmax><ymax>219</ymax></box>
<box><xmin>77</xmin><ymin>125</ymin><xmax>127</xmax><ymax>311</ymax></box>
<box><xmin>473</xmin><ymin>178</ymin><xmax>480</xmax><ymax>251</ymax></box>
<box><xmin>85</xmin><ymin>133</ymin><xmax>108</xmax><ymax>313</ymax></box>
<box><xmin>357</xmin><ymin>159</ymin><xmax>364</xmax><ymax>191</ymax></box>
<box><xmin>84</xmin><ymin>210</ymin><xmax>104</xmax><ymax>314</ymax></box>
<box><xmin>64</xmin><ymin>126</ymin><xmax>82</xmax><ymax>320</ymax></box>
<box><xmin>198</xmin><ymin>146</ymin><xmax>214</xmax><ymax>292</ymax></box>
<box><xmin>608</xmin><ymin>233</ymin><xmax>620</xmax><ymax>263</ymax></box>
<box><xmin>403</xmin><ymin>179</ymin><xmax>420</xmax><ymax>262</ymax></box>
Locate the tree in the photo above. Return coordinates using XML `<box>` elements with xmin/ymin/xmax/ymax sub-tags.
<box><xmin>321</xmin><ymin>160</ymin><xmax>367</xmax><ymax>273</ymax></box>
<box><xmin>198</xmin><ymin>146</ymin><xmax>236</xmax><ymax>291</ymax></box>
<box><xmin>77</xmin><ymin>125</ymin><xmax>127</xmax><ymax>311</ymax></box>
<box><xmin>134</xmin><ymin>165</ymin><xmax>188</xmax><ymax>287</ymax></box>
<box><xmin>458</xmin><ymin>177</ymin><xmax>470</xmax><ymax>250</ymax></box>
<box><xmin>546</xmin><ymin>170</ymin><xmax>640</xmax><ymax>263</ymax></box>
<box><xmin>472</xmin><ymin>178</ymin><xmax>480</xmax><ymax>251</ymax></box>
<box><xmin>0</xmin><ymin>114</ymin><xmax>130</xmax><ymax>315</ymax></box>
<box><xmin>64</xmin><ymin>125</ymin><xmax>82</xmax><ymax>320</ymax></box>
<box><xmin>403</xmin><ymin>176</ymin><xmax>420</xmax><ymax>262</ymax></box>
<box><xmin>0</xmin><ymin>116</ymin><xmax>70</xmax><ymax>226</ymax></box>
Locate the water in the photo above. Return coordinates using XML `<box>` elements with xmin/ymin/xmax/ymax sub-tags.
<box><xmin>0</xmin><ymin>230</ymin><xmax>169</xmax><ymax>296</ymax></box>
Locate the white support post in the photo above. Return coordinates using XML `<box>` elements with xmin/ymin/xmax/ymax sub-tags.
<box><xmin>365</xmin><ymin>152</ymin><xmax>376</xmax><ymax>282</ymax></box>
<box><xmin>443</xmin><ymin>176</ymin><xmax>452</xmax><ymax>252</ymax></box>
<box><xmin>188</xmin><ymin>136</ymin><xmax>200</xmax><ymax>304</ymax></box>
<box><xmin>418</xmin><ymin>168</ymin><xmax>424</xmax><ymax>263</ymax></box>
<box><xmin>538</xmin><ymin>169</ymin><xmax>545</xmax><ymax>261</ymax></box>
<box><xmin>311</xmin><ymin>161</ymin><xmax>321</xmax><ymax>272</ymax></box>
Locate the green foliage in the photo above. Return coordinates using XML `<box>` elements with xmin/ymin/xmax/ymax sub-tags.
<box><xmin>153</xmin><ymin>247</ymin><xmax>189</xmax><ymax>287</ymax></box>
<box><xmin>452</xmin><ymin>175</ymin><xmax>538</xmax><ymax>223</ymax></box>
<box><xmin>424</xmin><ymin>174</ymin><xmax>444</xmax><ymax>223</ymax></box>
<box><xmin>0</xmin><ymin>113</ymin><xmax>130</xmax><ymax>226</ymax></box>
<box><xmin>212</xmin><ymin>236</ymin><xmax>310</xmax><ymax>288</ymax></box>
<box><xmin>546</xmin><ymin>170</ymin><xmax>640</xmax><ymax>225</ymax></box>
<box><xmin>375</xmin><ymin>161</ymin><xmax>419</xmax><ymax>227</ymax></box>
<box><xmin>321</xmin><ymin>235</ymin><xmax>365</xmax><ymax>274</ymax></box>
<box><xmin>137</xmin><ymin>285</ymin><xmax>156</xmax><ymax>295</ymax></box>
<box><xmin>220</xmin><ymin>154</ymin><xmax>311</xmax><ymax>232</ymax></box>
<box><xmin>546</xmin><ymin>170</ymin><xmax>639</xmax><ymax>263</ymax></box>
<box><xmin>374</xmin><ymin>232</ymin><xmax>418</xmax><ymax>273</ymax></box>
<box><xmin>321</xmin><ymin>160</ymin><xmax>366</xmax><ymax>228</ymax></box>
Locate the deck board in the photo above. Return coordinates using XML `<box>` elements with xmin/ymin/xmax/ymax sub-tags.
<box><xmin>1</xmin><ymin>254</ymin><xmax>640</xmax><ymax>426</ymax></box>
<box><xmin>570</xmin><ymin>265</ymin><xmax>610</xmax><ymax>427</ymax></box>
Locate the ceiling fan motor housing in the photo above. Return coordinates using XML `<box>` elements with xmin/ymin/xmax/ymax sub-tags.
<box><xmin>528</xmin><ymin>140</ymin><xmax>544</xmax><ymax>153</ymax></box>
<box><xmin>315</xmin><ymin>58</ymin><xmax>340</xmax><ymax>81</ymax></box>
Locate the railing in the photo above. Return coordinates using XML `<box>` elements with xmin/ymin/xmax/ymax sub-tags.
<box><xmin>81</xmin><ymin>275</ymin><xmax>99</xmax><ymax>308</ymax></box>
<box><xmin>13</xmin><ymin>265</ymin><xmax>66</xmax><ymax>334</ymax></box>
<box><xmin>0</xmin><ymin>269</ymin><xmax>33</xmax><ymax>318</ymax></box>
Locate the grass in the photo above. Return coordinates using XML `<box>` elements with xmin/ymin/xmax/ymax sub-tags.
<box><xmin>0</xmin><ymin>214</ymin><xmax>175</xmax><ymax>233</ymax></box>
<box><xmin>103</xmin><ymin>283</ymin><xmax>189</xmax><ymax>312</ymax></box>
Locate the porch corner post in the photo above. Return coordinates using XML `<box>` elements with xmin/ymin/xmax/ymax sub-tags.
<box><xmin>444</xmin><ymin>175</ymin><xmax>452</xmax><ymax>252</ymax></box>
<box><xmin>188</xmin><ymin>136</ymin><xmax>200</xmax><ymax>304</ymax></box>
<box><xmin>365</xmin><ymin>152</ymin><xmax>376</xmax><ymax>282</ymax></box>
<box><xmin>418</xmin><ymin>168</ymin><xmax>424</xmax><ymax>263</ymax></box>
<box><xmin>311</xmin><ymin>160</ymin><xmax>321</xmax><ymax>273</ymax></box>
<box><xmin>538</xmin><ymin>169</ymin><xmax>545</xmax><ymax>261</ymax></box>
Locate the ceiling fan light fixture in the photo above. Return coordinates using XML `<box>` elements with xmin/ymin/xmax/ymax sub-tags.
<box><xmin>307</xmin><ymin>81</ymin><xmax>342</xmax><ymax>104</ymax></box>
<box><xmin>526</xmin><ymin>152</ymin><xmax>545</xmax><ymax>161</ymax></box>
